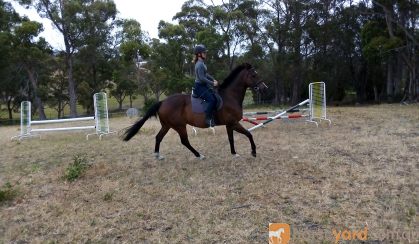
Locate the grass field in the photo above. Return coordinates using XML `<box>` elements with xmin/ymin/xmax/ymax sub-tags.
<box><xmin>0</xmin><ymin>104</ymin><xmax>418</xmax><ymax>243</ymax></box>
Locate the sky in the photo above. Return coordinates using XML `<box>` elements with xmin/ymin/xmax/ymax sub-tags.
<box><xmin>8</xmin><ymin>0</ymin><xmax>187</xmax><ymax>50</ymax></box>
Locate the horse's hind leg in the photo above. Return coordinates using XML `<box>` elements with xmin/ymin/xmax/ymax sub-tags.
<box><xmin>154</xmin><ymin>125</ymin><xmax>169</xmax><ymax>160</ymax></box>
<box><xmin>173</xmin><ymin>126</ymin><xmax>202</xmax><ymax>158</ymax></box>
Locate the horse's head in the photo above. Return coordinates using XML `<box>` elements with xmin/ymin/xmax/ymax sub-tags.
<box><xmin>241</xmin><ymin>63</ymin><xmax>268</xmax><ymax>91</ymax></box>
<box><xmin>219</xmin><ymin>63</ymin><xmax>268</xmax><ymax>91</ymax></box>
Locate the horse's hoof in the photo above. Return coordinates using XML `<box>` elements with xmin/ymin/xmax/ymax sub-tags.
<box><xmin>154</xmin><ymin>153</ymin><xmax>165</xmax><ymax>160</ymax></box>
<box><xmin>233</xmin><ymin>154</ymin><xmax>240</xmax><ymax>158</ymax></box>
<box><xmin>251</xmin><ymin>152</ymin><xmax>256</xmax><ymax>157</ymax></box>
<box><xmin>198</xmin><ymin>154</ymin><xmax>206</xmax><ymax>160</ymax></box>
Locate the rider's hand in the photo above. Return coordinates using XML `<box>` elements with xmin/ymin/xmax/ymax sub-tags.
<box><xmin>213</xmin><ymin>80</ymin><xmax>218</xmax><ymax>86</ymax></box>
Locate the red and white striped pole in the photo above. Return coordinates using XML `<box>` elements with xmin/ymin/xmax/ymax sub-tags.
<box><xmin>247</xmin><ymin>99</ymin><xmax>310</xmax><ymax>132</ymax></box>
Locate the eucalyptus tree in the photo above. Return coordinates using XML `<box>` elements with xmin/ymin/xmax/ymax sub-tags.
<box><xmin>332</xmin><ymin>2</ymin><xmax>369</xmax><ymax>103</ymax></box>
<box><xmin>314</xmin><ymin>0</ymin><xmax>419</xmax><ymax>102</ymax></box>
<box><xmin>18</xmin><ymin>0</ymin><xmax>117</xmax><ymax>117</ymax></box>
<box><xmin>1</xmin><ymin>1</ymin><xmax>51</xmax><ymax>119</ymax></box>
<box><xmin>112</xmin><ymin>18</ymin><xmax>150</xmax><ymax>107</ymax></box>
<box><xmin>262</xmin><ymin>0</ymin><xmax>314</xmax><ymax>104</ymax></box>
<box><xmin>363</xmin><ymin>0</ymin><xmax>418</xmax><ymax>102</ymax></box>
<box><xmin>173</xmin><ymin>0</ymin><xmax>220</xmax><ymax>76</ymax></box>
<box><xmin>175</xmin><ymin>0</ymin><xmax>263</xmax><ymax>71</ymax></box>
<box><xmin>109</xmin><ymin>69</ymin><xmax>137</xmax><ymax>110</ymax></box>
<box><xmin>155</xmin><ymin>21</ymin><xmax>192</xmax><ymax>94</ymax></box>
<box><xmin>0</xmin><ymin>0</ymin><xmax>21</xmax><ymax>119</ymax></box>
<box><xmin>301</xmin><ymin>0</ymin><xmax>356</xmax><ymax>101</ymax></box>
<box><xmin>45</xmin><ymin>54</ymin><xmax>68</xmax><ymax>118</ymax></box>
<box><xmin>12</xmin><ymin>20</ymin><xmax>53</xmax><ymax>119</ymax></box>
<box><xmin>207</xmin><ymin>0</ymin><xmax>247</xmax><ymax>70</ymax></box>
<box><xmin>73</xmin><ymin>0</ymin><xmax>117</xmax><ymax>113</ymax></box>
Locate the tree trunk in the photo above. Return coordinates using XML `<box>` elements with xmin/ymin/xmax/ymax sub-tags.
<box><xmin>386</xmin><ymin>57</ymin><xmax>394</xmax><ymax>102</ymax></box>
<box><xmin>290</xmin><ymin>2</ymin><xmax>303</xmax><ymax>105</ymax></box>
<box><xmin>58</xmin><ymin>99</ymin><xmax>62</xmax><ymax>118</ymax></box>
<box><xmin>155</xmin><ymin>90</ymin><xmax>161</xmax><ymax>102</ymax></box>
<box><xmin>64</xmin><ymin>36</ymin><xmax>78</xmax><ymax>117</ymax></box>
<box><xmin>67</xmin><ymin>54</ymin><xmax>77</xmax><ymax>117</ymax></box>
<box><xmin>394</xmin><ymin>54</ymin><xmax>403</xmax><ymax>96</ymax></box>
<box><xmin>373</xmin><ymin>85</ymin><xmax>379</xmax><ymax>102</ymax></box>
<box><xmin>291</xmin><ymin>44</ymin><xmax>302</xmax><ymax>105</ymax></box>
<box><xmin>7</xmin><ymin>98</ymin><xmax>13</xmax><ymax>120</ymax></box>
<box><xmin>273</xmin><ymin>77</ymin><xmax>280</xmax><ymax>105</ymax></box>
<box><xmin>119</xmin><ymin>100</ymin><xmax>123</xmax><ymax>110</ymax></box>
<box><xmin>143</xmin><ymin>94</ymin><xmax>149</xmax><ymax>104</ymax></box>
<box><xmin>25</xmin><ymin>67</ymin><xmax>46</xmax><ymax>120</ymax></box>
<box><xmin>291</xmin><ymin>67</ymin><xmax>302</xmax><ymax>104</ymax></box>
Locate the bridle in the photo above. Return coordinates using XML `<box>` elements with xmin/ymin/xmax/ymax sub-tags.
<box><xmin>253</xmin><ymin>80</ymin><xmax>268</xmax><ymax>91</ymax></box>
<box><xmin>248</xmin><ymin>67</ymin><xmax>268</xmax><ymax>91</ymax></box>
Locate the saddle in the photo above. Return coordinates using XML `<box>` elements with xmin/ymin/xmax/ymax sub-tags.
<box><xmin>191</xmin><ymin>88</ymin><xmax>223</xmax><ymax>114</ymax></box>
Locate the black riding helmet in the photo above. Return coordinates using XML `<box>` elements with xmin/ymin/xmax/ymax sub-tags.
<box><xmin>194</xmin><ymin>44</ymin><xmax>207</xmax><ymax>54</ymax></box>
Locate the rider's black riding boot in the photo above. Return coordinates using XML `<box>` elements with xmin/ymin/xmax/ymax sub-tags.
<box><xmin>204</xmin><ymin>110</ymin><xmax>214</xmax><ymax>127</ymax></box>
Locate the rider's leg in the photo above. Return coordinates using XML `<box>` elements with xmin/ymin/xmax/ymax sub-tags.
<box><xmin>194</xmin><ymin>83</ymin><xmax>217</xmax><ymax>127</ymax></box>
<box><xmin>204</xmin><ymin>93</ymin><xmax>217</xmax><ymax>127</ymax></box>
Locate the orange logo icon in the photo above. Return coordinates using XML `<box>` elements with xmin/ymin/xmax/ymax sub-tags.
<box><xmin>269</xmin><ymin>223</ymin><xmax>290</xmax><ymax>244</ymax></box>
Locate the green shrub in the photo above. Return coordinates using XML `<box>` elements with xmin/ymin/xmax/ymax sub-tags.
<box><xmin>103</xmin><ymin>192</ymin><xmax>113</xmax><ymax>201</ymax></box>
<box><xmin>142</xmin><ymin>98</ymin><xmax>158</xmax><ymax>116</ymax></box>
<box><xmin>0</xmin><ymin>182</ymin><xmax>17</xmax><ymax>203</ymax></box>
<box><xmin>64</xmin><ymin>154</ymin><xmax>89</xmax><ymax>182</ymax></box>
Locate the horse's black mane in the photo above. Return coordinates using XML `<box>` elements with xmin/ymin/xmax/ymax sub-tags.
<box><xmin>219</xmin><ymin>63</ymin><xmax>252</xmax><ymax>90</ymax></box>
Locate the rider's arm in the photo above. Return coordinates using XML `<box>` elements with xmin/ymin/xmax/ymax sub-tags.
<box><xmin>206</xmin><ymin>73</ymin><xmax>215</xmax><ymax>82</ymax></box>
<box><xmin>196</xmin><ymin>62</ymin><xmax>214</xmax><ymax>86</ymax></box>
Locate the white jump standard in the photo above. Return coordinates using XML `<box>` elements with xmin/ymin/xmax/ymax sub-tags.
<box><xmin>309</xmin><ymin>82</ymin><xmax>331</xmax><ymax>125</ymax></box>
<box><xmin>11</xmin><ymin>92</ymin><xmax>112</xmax><ymax>140</ymax></box>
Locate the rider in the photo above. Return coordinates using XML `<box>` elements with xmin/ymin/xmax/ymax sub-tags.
<box><xmin>193</xmin><ymin>44</ymin><xmax>219</xmax><ymax>127</ymax></box>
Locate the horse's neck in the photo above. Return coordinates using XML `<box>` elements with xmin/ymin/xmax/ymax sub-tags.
<box><xmin>220</xmin><ymin>75</ymin><xmax>247</xmax><ymax>106</ymax></box>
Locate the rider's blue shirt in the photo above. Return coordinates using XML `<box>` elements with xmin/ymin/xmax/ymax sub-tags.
<box><xmin>195</xmin><ymin>59</ymin><xmax>214</xmax><ymax>88</ymax></box>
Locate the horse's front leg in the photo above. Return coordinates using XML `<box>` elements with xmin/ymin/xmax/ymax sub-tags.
<box><xmin>232</xmin><ymin>123</ymin><xmax>256</xmax><ymax>157</ymax></box>
<box><xmin>226</xmin><ymin>125</ymin><xmax>238</xmax><ymax>156</ymax></box>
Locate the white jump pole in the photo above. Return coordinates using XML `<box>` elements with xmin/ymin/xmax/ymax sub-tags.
<box><xmin>31</xmin><ymin>117</ymin><xmax>94</xmax><ymax>124</ymax></box>
<box><xmin>242</xmin><ymin>114</ymin><xmax>308</xmax><ymax>122</ymax></box>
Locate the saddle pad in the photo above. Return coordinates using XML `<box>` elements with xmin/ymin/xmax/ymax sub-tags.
<box><xmin>191</xmin><ymin>93</ymin><xmax>223</xmax><ymax>114</ymax></box>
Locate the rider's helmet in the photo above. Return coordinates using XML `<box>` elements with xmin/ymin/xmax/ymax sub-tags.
<box><xmin>194</xmin><ymin>44</ymin><xmax>207</xmax><ymax>54</ymax></box>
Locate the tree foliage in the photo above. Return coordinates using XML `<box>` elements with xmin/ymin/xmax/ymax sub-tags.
<box><xmin>1</xmin><ymin>0</ymin><xmax>418</xmax><ymax>121</ymax></box>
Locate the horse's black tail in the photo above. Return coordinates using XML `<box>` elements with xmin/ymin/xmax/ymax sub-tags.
<box><xmin>123</xmin><ymin>101</ymin><xmax>162</xmax><ymax>141</ymax></box>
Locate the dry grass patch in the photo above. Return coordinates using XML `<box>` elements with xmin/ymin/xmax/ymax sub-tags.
<box><xmin>0</xmin><ymin>105</ymin><xmax>418</xmax><ymax>243</ymax></box>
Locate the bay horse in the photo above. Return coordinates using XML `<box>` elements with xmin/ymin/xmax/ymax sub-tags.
<box><xmin>123</xmin><ymin>63</ymin><xmax>266</xmax><ymax>159</ymax></box>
